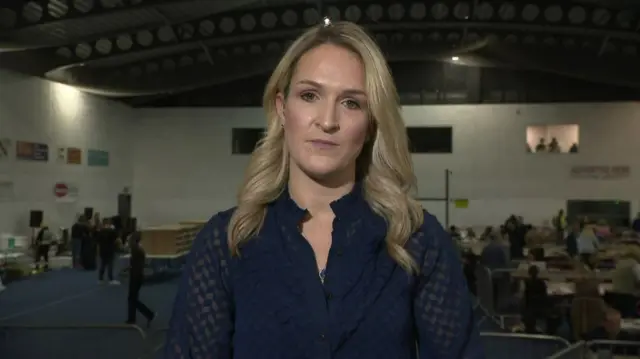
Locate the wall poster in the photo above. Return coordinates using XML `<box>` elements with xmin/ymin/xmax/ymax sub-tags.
<box><xmin>58</xmin><ymin>147</ymin><xmax>82</xmax><ymax>164</ymax></box>
<box><xmin>87</xmin><ymin>149</ymin><xmax>109</xmax><ymax>167</ymax></box>
<box><xmin>16</xmin><ymin>141</ymin><xmax>49</xmax><ymax>161</ymax></box>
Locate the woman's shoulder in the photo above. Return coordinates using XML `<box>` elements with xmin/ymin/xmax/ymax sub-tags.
<box><xmin>406</xmin><ymin>210</ymin><xmax>457</xmax><ymax>265</ymax></box>
<box><xmin>410</xmin><ymin>210</ymin><xmax>449</xmax><ymax>249</ymax></box>
<box><xmin>189</xmin><ymin>207</ymin><xmax>237</xmax><ymax>257</ymax></box>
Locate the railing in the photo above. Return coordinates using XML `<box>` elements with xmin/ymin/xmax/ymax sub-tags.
<box><xmin>547</xmin><ymin>341</ymin><xmax>588</xmax><ymax>359</ymax></box>
<box><xmin>0</xmin><ymin>324</ymin><xmax>147</xmax><ymax>359</ymax></box>
<box><xmin>481</xmin><ymin>332</ymin><xmax>570</xmax><ymax>359</ymax></box>
<box><xmin>548</xmin><ymin>340</ymin><xmax>640</xmax><ymax>359</ymax></box>
<box><xmin>143</xmin><ymin>327</ymin><xmax>168</xmax><ymax>359</ymax></box>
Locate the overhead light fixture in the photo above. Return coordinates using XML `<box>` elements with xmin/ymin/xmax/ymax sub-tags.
<box><xmin>451</xmin><ymin>56</ymin><xmax>460</xmax><ymax>61</ymax></box>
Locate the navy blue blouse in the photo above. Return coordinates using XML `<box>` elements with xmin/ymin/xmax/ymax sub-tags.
<box><xmin>165</xmin><ymin>186</ymin><xmax>484</xmax><ymax>359</ymax></box>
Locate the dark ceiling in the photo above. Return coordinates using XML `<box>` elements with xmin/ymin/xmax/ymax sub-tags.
<box><xmin>2</xmin><ymin>0</ymin><xmax>640</xmax><ymax>107</ymax></box>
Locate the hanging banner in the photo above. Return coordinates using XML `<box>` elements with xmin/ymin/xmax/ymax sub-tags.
<box><xmin>87</xmin><ymin>149</ymin><xmax>109</xmax><ymax>167</ymax></box>
<box><xmin>16</xmin><ymin>141</ymin><xmax>49</xmax><ymax>161</ymax></box>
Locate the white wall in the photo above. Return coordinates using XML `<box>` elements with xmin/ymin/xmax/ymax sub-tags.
<box><xmin>0</xmin><ymin>70</ymin><xmax>134</xmax><ymax>236</ymax></box>
<box><xmin>133</xmin><ymin>103</ymin><xmax>640</xmax><ymax>228</ymax></box>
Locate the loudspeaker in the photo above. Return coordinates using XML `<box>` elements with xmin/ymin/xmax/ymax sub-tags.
<box><xmin>84</xmin><ymin>207</ymin><xmax>94</xmax><ymax>220</ymax></box>
<box><xmin>118</xmin><ymin>193</ymin><xmax>132</xmax><ymax>218</ymax></box>
<box><xmin>29</xmin><ymin>210</ymin><xmax>43</xmax><ymax>228</ymax></box>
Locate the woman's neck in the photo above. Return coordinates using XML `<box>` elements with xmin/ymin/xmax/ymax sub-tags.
<box><xmin>288</xmin><ymin>167</ymin><xmax>355</xmax><ymax>215</ymax></box>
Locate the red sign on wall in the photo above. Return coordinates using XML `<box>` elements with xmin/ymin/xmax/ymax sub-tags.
<box><xmin>54</xmin><ymin>183</ymin><xmax>68</xmax><ymax>197</ymax></box>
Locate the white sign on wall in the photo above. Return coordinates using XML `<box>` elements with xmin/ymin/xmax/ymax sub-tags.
<box><xmin>53</xmin><ymin>182</ymin><xmax>79</xmax><ymax>203</ymax></box>
<box><xmin>570</xmin><ymin>165</ymin><xmax>631</xmax><ymax>180</ymax></box>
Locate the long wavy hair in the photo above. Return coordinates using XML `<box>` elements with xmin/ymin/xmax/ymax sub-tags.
<box><xmin>228</xmin><ymin>21</ymin><xmax>424</xmax><ymax>273</ymax></box>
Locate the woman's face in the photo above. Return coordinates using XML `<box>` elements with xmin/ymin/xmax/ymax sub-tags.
<box><xmin>277</xmin><ymin>44</ymin><xmax>370</xmax><ymax>183</ymax></box>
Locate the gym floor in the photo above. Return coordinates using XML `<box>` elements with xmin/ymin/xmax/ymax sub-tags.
<box><xmin>0</xmin><ymin>266</ymin><xmax>178</xmax><ymax>359</ymax></box>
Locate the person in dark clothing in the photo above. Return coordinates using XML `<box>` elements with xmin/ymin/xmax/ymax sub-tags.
<box><xmin>97</xmin><ymin>218</ymin><xmax>120</xmax><ymax>284</ymax></box>
<box><xmin>126</xmin><ymin>231</ymin><xmax>155</xmax><ymax>326</ymax></box>
<box><xmin>71</xmin><ymin>215</ymin><xmax>89</xmax><ymax>268</ymax></box>
<box><xmin>506</xmin><ymin>216</ymin><xmax>526</xmax><ymax>259</ymax></box>
<box><xmin>34</xmin><ymin>226</ymin><xmax>54</xmax><ymax>272</ymax></box>
<box><xmin>565</xmin><ymin>221</ymin><xmax>580</xmax><ymax>258</ymax></box>
<box><xmin>522</xmin><ymin>265</ymin><xmax>560</xmax><ymax>335</ymax></box>
<box><xmin>632</xmin><ymin>212</ymin><xmax>640</xmax><ymax>233</ymax></box>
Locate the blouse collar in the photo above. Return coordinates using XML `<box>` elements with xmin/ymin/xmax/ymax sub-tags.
<box><xmin>275</xmin><ymin>181</ymin><xmax>369</xmax><ymax>223</ymax></box>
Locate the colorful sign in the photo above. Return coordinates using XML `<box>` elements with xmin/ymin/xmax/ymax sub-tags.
<box><xmin>67</xmin><ymin>147</ymin><xmax>82</xmax><ymax>164</ymax></box>
<box><xmin>87</xmin><ymin>149</ymin><xmax>109</xmax><ymax>167</ymax></box>
<box><xmin>16</xmin><ymin>141</ymin><xmax>48</xmax><ymax>161</ymax></box>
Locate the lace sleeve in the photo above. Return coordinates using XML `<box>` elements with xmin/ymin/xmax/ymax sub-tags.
<box><xmin>414</xmin><ymin>213</ymin><xmax>484</xmax><ymax>359</ymax></box>
<box><xmin>164</xmin><ymin>213</ymin><xmax>234</xmax><ymax>359</ymax></box>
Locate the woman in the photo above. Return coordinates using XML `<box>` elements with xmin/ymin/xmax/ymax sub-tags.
<box><xmin>165</xmin><ymin>21</ymin><xmax>482</xmax><ymax>359</ymax></box>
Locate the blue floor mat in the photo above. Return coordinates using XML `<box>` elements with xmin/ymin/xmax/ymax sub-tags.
<box><xmin>0</xmin><ymin>268</ymin><xmax>179</xmax><ymax>358</ymax></box>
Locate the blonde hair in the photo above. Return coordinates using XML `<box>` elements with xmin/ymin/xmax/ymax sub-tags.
<box><xmin>227</xmin><ymin>21</ymin><xmax>424</xmax><ymax>273</ymax></box>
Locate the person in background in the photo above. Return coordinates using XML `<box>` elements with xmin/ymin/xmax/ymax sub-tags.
<box><xmin>565</xmin><ymin>221</ymin><xmax>580</xmax><ymax>258</ymax></box>
<box><xmin>462</xmin><ymin>252</ymin><xmax>477</xmax><ymax>296</ymax></box>
<box><xmin>577</xmin><ymin>221</ymin><xmax>599</xmax><ymax>269</ymax></box>
<box><xmin>97</xmin><ymin>218</ymin><xmax>120</xmax><ymax>285</ymax></box>
<box><xmin>535</xmin><ymin>138</ymin><xmax>547</xmax><ymax>152</ymax></box>
<box><xmin>632</xmin><ymin>212</ymin><xmax>640</xmax><ymax>233</ymax></box>
<box><xmin>507</xmin><ymin>216</ymin><xmax>527</xmax><ymax>259</ymax></box>
<box><xmin>548</xmin><ymin>137</ymin><xmax>560</xmax><ymax>153</ymax></box>
<box><xmin>480</xmin><ymin>231</ymin><xmax>509</xmax><ymax>270</ymax></box>
<box><xmin>480</xmin><ymin>231</ymin><xmax>509</xmax><ymax>311</ymax></box>
<box><xmin>34</xmin><ymin>225</ymin><xmax>54</xmax><ymax>272</ymax></box>
<box><xmin>479</xmin><ymin>226</ymin><xmax>493</xmax><ymax>241</ymax></box>
<box><xmin>552</xmin><ymin>209</ymin><xmax>566</xmax><ymax>243</ymax></box>
<box><xmin>466</xmin><ymin>228</ymin><xmax>476</xmax><ymax>240</ymax></box>
<box><xmin>582</xmin><ymin>308</ymin><xmax>622</xmax><ymax>340</ymax></box>
<box><xmin>70</xmin><ymin>214</ymin><xmax>89</xmax><ymax>269</ymax></box>
<box><xmin>126</xmin><ymin>231</ymin><xmax>155</xmax><ymax>326</ymax></box>
<box><xmin>449</xmin><ymin>225</ymin><xmax>462</xmax><ymax>240</ymax></box>
<box><xmin>608</xmin><ymin>247</ymin><xmax>640</xmax><ymax>318</ymax></box>
<box><xmin>522</xmin><ymin>265</ymin><xmax>550</xmax><ymax>334</ymax></box>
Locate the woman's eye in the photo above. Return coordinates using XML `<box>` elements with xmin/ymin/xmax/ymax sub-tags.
<box><xmin>300</xmin><ymin>92</ymin><xmax>317</xmax><ymax>102</ymax></box>
<box><xmin>343</xmin><ymin>99</ymin><xmax>361</xmax><ymax>110</ymax></box>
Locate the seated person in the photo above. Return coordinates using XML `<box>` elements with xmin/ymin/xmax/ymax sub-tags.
<box><xmin>583</xmin><ymin>308</ymin><xmax>622</xmax><ymax>341</ymax></box>
<box><xmin>608</xmin><ymin>247</ymin><xmax>640</xmax><ymax>318</ymax></box>
<box><xmin>571</xmin><ymin>285</ymin><xmax>616</xmax><ymax>341</ymax></box>
<box><xmin>479</xmin><ymin>226</ymin><xmax>493</xmax><ymax>241</ymax></box>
